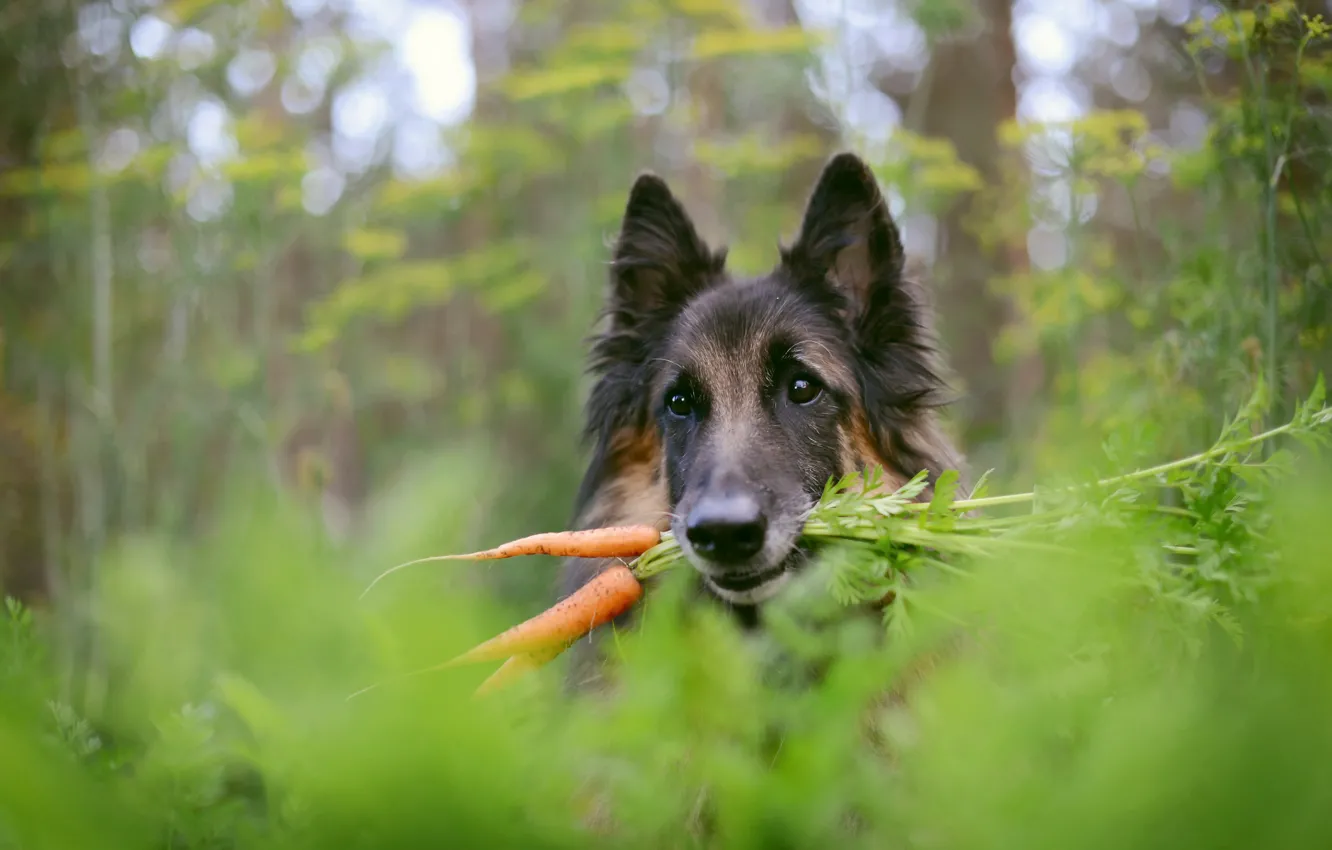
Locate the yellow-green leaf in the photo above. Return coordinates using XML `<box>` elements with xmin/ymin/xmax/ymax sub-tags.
<box><xmin>500</xmin><ymin>63</ymin><xmax>631</xmax><ymax>101</ymax></box>
<box><xmin>343</xmin><ymin>228</ymin><xmax>409</xmax><ymax>263</ymax></box>
<box><xmin>162</xmin><ymin>0</ymin><xmax>224</xmax><ymax>26</ymax></box>
<box><xmin>480</xmin><ymin>270</ymin><xmax>547</xmax><ymax>313</ymax></box>
<box><xmin>669</xmin><ymin>0</ymin><xmax>748</xmax><ymax>25</ymax></box>
<box><xmin>375</xmin><ymin>172</ymin><xmax>474</xmax><ymax>217</ymax></box>
<box><xmin>562</xmin><ymin>24</ymin><xmax>648</xmax><ymax>55</ymax></box>
<box><xmin>223</xmin><ymin>152</ymin><xmax>311</xmax><ymax>185</ymax></box>
<box><xmin>694</xmin><ymin>133</ymin><xmax>825</xmax><ymax>175</ymax></box>
<box><xmin>691</xmin><ymin>26</ymin><xmax>818</xmax><ymax>60</ymax></box>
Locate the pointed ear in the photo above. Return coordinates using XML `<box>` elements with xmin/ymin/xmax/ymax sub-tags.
<box><xmin>609</xmin><ymin>173</ymin><xmax>725</xmax><ymax>324</ymax></box>
<box><xmin>783</xmin><ymin>153</ymin><xmax>948</xmax><ymax>424</ymax></box>
<box><xmin>781</xmin><ymin>152</ymin><xmax>905</xmax><ymax>319</ymax></box>
<box><xmin>582</xmin><ymin>173</ymin><xmax>726</xmax><ymax>440</ymax></box>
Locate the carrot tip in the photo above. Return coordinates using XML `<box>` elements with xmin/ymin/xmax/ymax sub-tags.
<box><xmin>447</xmin><ymin>564</ymin><xmax>644</xmax><ymax>669</ymax></box>
<box><xmin>444</xmin><ymin>638</ymin><xmax>572</xmax><ymax>668</ymax></box>
<box><xmin>358</xmin><ymin>526</ymin><xmax>661</xmax><ymax>600</ymax></box>
<box><xmin>472</xmin><ymin>646</ymin><xmax>565</xmax><ymax>697</ymax></box>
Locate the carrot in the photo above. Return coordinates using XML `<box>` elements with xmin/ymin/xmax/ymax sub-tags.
<box><xmin>436</xmin><ymin>526</ymin><xmax>662</xmax><ymax>561</ymax></box>
<box><xmin>345</xmin><ymin>565</ymin><xmax>644</xmax><ymax>702</ymax></box>
<box><xmin>359</xmin><ymin>525</ymin><xmax>661</xmax><ymax>600</ymax></box>
<box><xmin>473</xmin><ymin>644</ymin><xmax>565</xmax><ymax>697</ymax></box>
<box><xmin>344</xmin><ymin>646</ymin><xmax>562</xmax><ymax>702</ymax></box>
<box><xmin>445</xmin><ymin>564</ymin><xmax>644</xmax><ymax>666</ymax></box>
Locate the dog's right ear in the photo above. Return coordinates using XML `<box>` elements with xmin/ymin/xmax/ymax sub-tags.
<box><xmin>607</xmin><ymin>173</ymin><xmax>724</xmax><ymax>324</ymax></box>
<box><xmin>781</xmin><ymin>152</ymin><xmax>906</xmax><ymax>322</ymax></box>
<box><xmin>578</xmin><ymin>174</ymin><xmax>724</xmax><ymax>491</ymax></box>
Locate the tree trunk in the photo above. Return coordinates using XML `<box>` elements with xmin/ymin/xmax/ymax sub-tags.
<box><xmin>900</xmin><ymin>0</ymin><xmax>1022</xmax><ymax>458</ymax></box>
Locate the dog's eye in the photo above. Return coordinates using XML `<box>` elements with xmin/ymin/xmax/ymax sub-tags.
<box><xmin>666</xmin><ymin>391</ymin><xmax>693</xmax><ymax>418</ymax></box>
<box><xmin>788</xmin><ymin>375</ymin><xmax>822</xmax><ymax>405</ymax></box>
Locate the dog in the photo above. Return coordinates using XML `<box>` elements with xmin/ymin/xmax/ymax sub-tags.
<box><xmin>557</xmin><ymin>152</ymin><xmax>965</xmax><ymax>692</ymax></box>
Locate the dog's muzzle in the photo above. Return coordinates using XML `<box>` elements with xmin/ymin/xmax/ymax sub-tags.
<box><xmin>679</xmin><ymin>491</ymin><xmax>797</xmax><ymax>604</ymax></box>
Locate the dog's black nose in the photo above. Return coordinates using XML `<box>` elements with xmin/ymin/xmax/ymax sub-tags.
<box><xmin>685</xmin><ymin>494</ymin><xmax>767</xmax><ymax>563</ymax></box>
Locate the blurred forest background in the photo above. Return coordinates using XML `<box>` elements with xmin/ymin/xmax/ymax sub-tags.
<box><xmin>3</xmin><ymin>0</ymin><xmax>1332</xmax><ymax>707</ymax></box>
<box><xmin>5</xmin><ymin>1</ymin><xmax>1332</xmax><ymax>848</ymax></box>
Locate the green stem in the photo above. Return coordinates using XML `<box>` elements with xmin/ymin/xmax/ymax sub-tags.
<box><xmin>1261</xmin><ymin>59</ymin><xmax>1281</xmax><ymax>436</ymax></box>
<box><xmin>951</xmin><ymin>503</ymin><xmax>1199</xmax><ymax>531</ymax></box>
<box><xmin>1163</xmin><ymin>545</ymin><xmax>1200</xmax><ymax>556</ymax></box>
<box><xmin>812</xmin><ymin>523</ymin><xmax>1078</xmax><ymax>556</ymax></box>
<box><xmin>632</xmin><ymin>406</ymin><xmax>1329</xmax><ymax>579</ymax></box>
<box><xmin>904</xmin><ymin>409</ymin><xmax>1327</xmax><ymax>514</ymax></box>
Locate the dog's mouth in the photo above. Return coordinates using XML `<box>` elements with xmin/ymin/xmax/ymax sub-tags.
<box><xmin>690</xmin><ymin>543</ymin><xmax>811</xmax><ymax>606</ymax></box>
<box><xmin>702</xmin><ymin>567</ymin><xmax>790</xmax><ymax>605</ymax></box>
<box><xmin>706</xmin><ymin>561</ymin><xmax>788</xmax><ymax>594</ymax></box>
<box><xmin>671</xmin><ymin>507</ymin><xmax>813</xmax><ymax>606</ymax></box>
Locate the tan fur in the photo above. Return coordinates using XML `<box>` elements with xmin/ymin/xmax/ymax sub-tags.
<box><xmin>851</xmin><ymin>414</ymin><xmax>888</xmax><ymax>473</ymax></box>
<box><xmin>576</xmin><ymin>428</ymin><xmax>670</xmax><ymax>532</ymax></box>
<box><xmin>837</xmin><ymin>412</ymin><xmax>916</xmax><ymax>499</ymax></box>
<box><xmin>561</xmin><ymin>427</ymin><xmax>670</xmax><ymax>694</ymax></box>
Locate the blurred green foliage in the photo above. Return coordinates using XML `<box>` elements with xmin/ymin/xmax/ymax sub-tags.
<box><xmin>4</xmin><ymin>397</ymin><xmax>1332</xmax><ymax>848</ymax></box>
<box><xmin>3</xmin><ymin>0</ymin><xmax>1332</xmax><ymax>846</ymax></box>
<box><xmin>973</xmin><ymin>5</ymin><xmax>1332</xmax><ymax>480</ymax></box>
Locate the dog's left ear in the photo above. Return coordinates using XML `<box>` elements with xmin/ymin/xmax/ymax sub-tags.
<box><xmin>781</xmin><ymin>152</ymin><xmax>907</xmax><ymax>325</ymax></box>
<box><xmin>784</xmin><ymin>152</ymin><xmax>947</xmax><ymax>437</ymax></box>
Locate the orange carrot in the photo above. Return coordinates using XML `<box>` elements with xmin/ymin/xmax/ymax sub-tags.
<box><xmin>359</xmin><ymin>525</ymin><xmax>661</xmax><ymax>600</ymax></box>
<box><xmin>456</xmin><ymin>526</ymin><xmax>662</xmax><ymax>560</ymax></box>
<box><xmin>473</xmin><ymin>644</ymin><xmax>565</xmax><ymax>697</ymax></box>
<box><xmin>345</xmin><ymin>566</ymin><xmax>644</xmax><ymax>702</ymax></box>
<box><xmin>445</xmin><ymin>564</ymin><xmax>643</xmax><ymax>666</ymax></box>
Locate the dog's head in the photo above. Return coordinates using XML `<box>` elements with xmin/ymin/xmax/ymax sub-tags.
<box><xmin>584</xmin><ymin>153</ymin><xmax>951</xmax><ymax>605</ymax></box>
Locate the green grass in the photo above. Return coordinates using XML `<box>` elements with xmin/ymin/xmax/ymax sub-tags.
<box><xmin>4</xmin><ymin>386</ymin><xmax>1332</xmax><ymax>850</ymax></box>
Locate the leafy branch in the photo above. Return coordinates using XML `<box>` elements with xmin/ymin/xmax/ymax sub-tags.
<box><xmin>634</xmin><ymin>379</ymin><xmax>1332</xmax><ymax>626</ymax></box>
